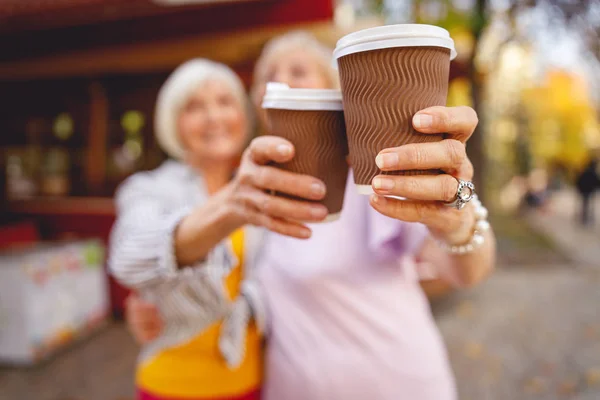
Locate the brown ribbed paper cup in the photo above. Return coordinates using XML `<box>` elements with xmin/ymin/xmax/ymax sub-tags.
<box><xmin>334</xmin><ymin>24</ymin><xmax>457</xmax><ymax>194</ymax></box>
<box><xmin>263</xmin><ymin>84</ymin><xmax>349</xmax><ymax>222</ymax></box>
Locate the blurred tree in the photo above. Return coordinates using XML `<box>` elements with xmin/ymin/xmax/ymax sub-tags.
<box><xmin>411</xmin><ymin>0</ymin><xmax>490</xmax><ymax>199</ymax></box>
<box><xmin>366</xmin><ymin>0</ymin><xmax>599</xmax><ymax>197</ymax></box>
<box><xmin>416</xmin><ymin>0</ymin><xmax>599</xmax><ymax>197</ymax></box>
<box><xmin>522</xmin><ymin>70</ymin><xmax>599</xmax><ymax>173</ymax></box>
<box><xmin>507</xmin><ymin>0</ymin><xmax>600</xmax><ymax>62</ymax></box>
<box><xmin>470</xmin><ymin>0</ymin><xmax>487</xmax><ymax>199</ymax></box>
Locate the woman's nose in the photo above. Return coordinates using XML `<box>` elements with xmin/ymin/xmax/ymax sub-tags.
<box><xmin>206</xmin><ymin>105</ymin><xmax>223</xmax><ymax>122</ymax></box>
<box><xmin>273</xmin><ymin>71</ymin><xmax>291</xmax><ymax>86</ymax></box>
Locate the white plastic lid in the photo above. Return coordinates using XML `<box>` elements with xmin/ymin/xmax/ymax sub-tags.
<box><xmin>262</xmin><ymin>82</ymin><xmax>344</xmax><ymax>111</ymax></box>
<box><xmin>333</xmin><ymin>24</ymin><xmax>457</xmax><ymax>68</ymax></box>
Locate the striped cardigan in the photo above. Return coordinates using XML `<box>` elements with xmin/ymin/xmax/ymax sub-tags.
<box><xmin>109</xmin><ymin>160</ymin><xmax>267</xmax><ymax>368</ymax></box>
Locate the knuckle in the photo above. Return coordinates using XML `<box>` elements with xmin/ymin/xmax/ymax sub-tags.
<box><xmin>260</xmin><ymin>214</ymin><xmax>273</xmax><ymax>230</ymax></box>
<box><xmin>226</xmin><ymin>194</ymin><xmax>241</xmax><ymax>211</ymax></box>
<box><xmin>240</xmin><ymin>147</ymin><xmax>251</xmax><ymax>162</ymax></box>
<box><xmin>405</xmin><ymin>178</ymin><xmax>421</xmax><ymax>195</ymax></box>
<box><xmin>249</xmin><ymin>137</ymin><xmax>262</xmax><ymax>149</ymax></box>
<box><xmin>463</xmin><ymin>106</ymin><xmax>479</xmax><ymax>131</ymax></box>
<box><xmin>245</xmin><ymin>211</ymin><xmax>259</xmax><ymax>226</ymax></box>
<box><xmin>247</xmin><ymin>137</ymin><xmax>265</xmax><ymax>158</ymax></box>
<box><xmin>463</xmin><ymin>158</ymin><xmax>475</xmax><ymax>180</ymax></box>
<box><xmin>237</xmin><ymin>168</ymin><xmax>253</xmax><ymax>185</ymax></box>
<box><xmin>236</xmin><ymin>191</ymin><xmax>252</xmax><ymax>210</ymax></box>
<box><xmin>246</xmin><ymin>210</ymin><xmax>260</xmax><ymax>225</ymax></box>
<box><xmin>440</xmin><ymin>108</ymin><xmax>453</xmax><ymax>129</ymax></box>
<box><xmin>261</xmin><ymin>196</ymin><xmax>272</xmax><ymax>213</ymax></box>
<box><xmin>408</xmin><ymin>146</ymin><xmax>426</xmax><ymax>167</ymax></box>
<box><xmin>254</xmin><ymin>167</ymin><xmax>270</xmax><ymax>188</ymax></box>
<box><xmin>242</xmin><ymin>144</ymin><xmax>251</xmax><ymax>157</ymax></box>
<box><xmin>413</xmin><ymin>202</ymin><xmax>428</xmax><ymax>222</ymax></box>
<box><xmin>445</xmin><ymin>139</ymin><xmax>465</xmax><ymax>166</ymax></box>
<box><xmin>441</xmin><ymin>176</ymin><xmax>458</xmax><ymax>202</ymax></box>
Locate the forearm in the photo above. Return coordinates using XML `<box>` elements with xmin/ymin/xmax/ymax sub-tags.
<box><xmin>175</xmin><ymin>188</ymin><xmax>242</xmax><ymax>267</ymax></box>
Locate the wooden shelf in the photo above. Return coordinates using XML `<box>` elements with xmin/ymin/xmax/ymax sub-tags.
<box><xmin>7</xmin><ymin>197</ymin><xmax>115</xmax><ymax>216</ymax></box>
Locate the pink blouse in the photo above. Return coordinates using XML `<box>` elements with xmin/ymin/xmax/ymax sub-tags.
<box><xmin>258</xmin><ymin>173</ymin><xmax>457</xmax><ymax>400</ymax></box>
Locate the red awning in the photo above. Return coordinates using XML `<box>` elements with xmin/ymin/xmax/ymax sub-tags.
<box><xmin>0</xmin><ymin>0</ymin><xmax>260</xmax><ymax>32</ymax></box>
<box><xmin>0</xmin><ymin>0</ymin><xmax>334</xmax><ymax>67</ymax></box>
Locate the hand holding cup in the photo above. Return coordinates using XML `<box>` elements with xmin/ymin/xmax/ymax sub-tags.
<box><xmin>369</xmin><ymin>106</ymin><xmax>479</xmax><ymax>245</ymax></box>
<box><xmin>225</xmin><ymin>136</ymin><xmax>329</xmax><ymax>239</ymax></box>
<box><xmin>334</xmin><ymin>24</ymin><xmax>457</xmax><ymax>193</ymax></box>
<box><xmin>262</xmin><ymin>83</ymin><xmax>349</xmax><ymax>221</ymax></box>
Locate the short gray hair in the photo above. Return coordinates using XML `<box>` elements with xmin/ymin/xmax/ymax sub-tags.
<box><xmin>155</xmin><ymin>58</ymin><xmax>252</xmax><ymax>159</ymax></box>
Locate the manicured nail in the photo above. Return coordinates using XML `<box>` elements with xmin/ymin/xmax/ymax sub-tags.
<box><xmin>413</xmin><ymin>113</ymin><xmax>433</xmax><ymax>129</ymax></box>
<box><xmin>375</xmin><ymin>153</ymin><xmax>399</xmax><ymax>169</ymax></box>
<box><xmin>310</xmin><ymin>206</ymin><xmax>327</xmax><ymax>218</ymax></box>
<box><xmin>311</xmin><ymin>182</ymin><xmax>326</xmax><ymax>197</ymax></box>
<box><xmin>370</xmin><ymin>194</ymin><xmax>387</xmax><ymax>205</ymax></box>
<box><xmin>373</xmin><ymin>177</ymin><xmax>394</xmax><ymax>191</ymax></box>
<box><xmin>277</xmin><ymin>144</ymin><xmax>292</xmax><ymax>156</ymax></box>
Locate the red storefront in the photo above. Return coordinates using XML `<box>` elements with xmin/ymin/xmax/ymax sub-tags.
<box><xmin>0</xmin><ymin>0</ymin><xmax>335</xmax><ymax>317</ymax></box>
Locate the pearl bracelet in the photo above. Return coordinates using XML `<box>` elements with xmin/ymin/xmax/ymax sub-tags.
<box><xmin>436</xmin><ymin>195</ymin><xmax>490</xmax><ymax>255</ymax></box>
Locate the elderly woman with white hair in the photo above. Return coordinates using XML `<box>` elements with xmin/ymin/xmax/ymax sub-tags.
<box><xmin>110</xmin><ymin>58</ymin><xmax>331</xmax><ymax>400</ymax></box>
<box><xmin>118</xmin><ymin>31</ymin><xmax>496</xmax><ymax>400</ymax></box>
<box><xmin>250</xmin><ymin>31</ymin><xmax>341</xmax><ymax>133</ymax></box>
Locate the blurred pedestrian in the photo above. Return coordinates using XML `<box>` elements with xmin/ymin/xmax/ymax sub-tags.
<box><xmin>523</xmin><ymin>168</ymin><xmax>550</xmax><ymax>211</ymax></box>
<box><xmin>575</xmin><ymin>156</ymin><xmax>599</xmax><ymax>226</ymax></box>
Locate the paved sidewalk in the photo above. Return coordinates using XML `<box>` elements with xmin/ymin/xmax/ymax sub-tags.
<box><xmin>435</xmin><ymin>267</ymin><xmax>600</xmax><ymax>400</ymax></box>
<box><xmin>527</xmin><ymin>190</ymin><xmax>600</xmax><ymax>268</ymax></box>
<box><xmin>4</xmin><ymin>265</ymin><xmax>597</xmax><ymax>400</ymax></box>
<box><xmin>1</xmin><ymin>194</ymin><xmax>598</xmax><ymax>400</ymax></box>
<box><xmin>0</xmin><ymin>324</ymin><xmax>137</xmax><ymax>400</ymax></box>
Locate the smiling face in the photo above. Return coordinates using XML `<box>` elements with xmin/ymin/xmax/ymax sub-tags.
<box><xmin>177</xmin><ymin>78</ymin><xmax>248</xmax><ymax>164</ymax></box>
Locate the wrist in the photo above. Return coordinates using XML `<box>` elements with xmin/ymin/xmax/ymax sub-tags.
<box><xmin>178</xmin><ymin>188</ymin><xmax>241</xmax><ymax>246</ymax></box>
<box><xmin>435</xmin><ymin>195</ymin><xmax>490</xmax><ymax>255</ymax></box>
<box><xmin>174</xmin><ymin>194</ymin><xmax>242</xmax><ymax>266</ymax></box>
<box><xmin>433</xmin><ymin>203</ymin><xmax>476</xmax><ymax>245</ymax></box>
<box><xmin>217</xmin><ymin>183</ymin><xmax>247</xmax><ymax>230</ymax></box>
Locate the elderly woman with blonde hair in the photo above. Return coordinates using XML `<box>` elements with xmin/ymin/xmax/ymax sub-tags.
<box><xmin>121</xmin><ymin>30</ymin><xmax>496</xmax><ymax>400</ymax></box>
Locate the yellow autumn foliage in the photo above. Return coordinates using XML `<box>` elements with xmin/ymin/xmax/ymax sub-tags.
<box><xmin>521</xmin><ymin>69</ymin><xmax>600</xmax><ymax>171</ymax></box>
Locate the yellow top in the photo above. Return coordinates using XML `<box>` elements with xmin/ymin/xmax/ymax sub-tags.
<box><xmin>136</xmin><ymin>229</ymin><xmax>262</xmax><ymax>398</ymax></box>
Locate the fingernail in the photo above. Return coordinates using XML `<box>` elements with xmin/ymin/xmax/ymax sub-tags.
<box><xmin>277</xmin><ymin>144</ymin><xmax>292</xmax><ymax>156</ymax></box>
<box><xmin>300</xmin><ymin>229</ymin><xmax>311</xmax><ymax>238</ymax></box>
<box><xmin>310</xmin><ymin>206</ymin><xmax>326</xmax><ymax>218</ymax></box>
<box><xmin>370</xmin><ymin>194</ymin><xmax>387</xmax><ymax>205</ymax></box>
<box><xmin>311</xmin><ymin>182</ymin><xmax>326</xmax><ymax>197</ymax></box>
<box><xmin>413</xmin><ymin>113</ymin><xmax>433</xmax><ymax>129</ymax></box>
<box><xmin>376</xmin><ymin>153</ymin><xmax>398</xmax><ymax>169</ymax></box>
<box><xmin>373</xmin><ymin>177</ymin><xmax>394</xmax><ymax>191</ymax></box>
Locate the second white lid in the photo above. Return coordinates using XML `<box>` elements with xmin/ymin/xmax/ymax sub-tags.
<box><xmin>333</xmin><ymin>24</ymin><xmax>457</xmax><ymax>68</ymax></box>
<box><xmin>262</xmin><ymin>82</ymin><xmax>344</xmax><ymax>111</ymax></box>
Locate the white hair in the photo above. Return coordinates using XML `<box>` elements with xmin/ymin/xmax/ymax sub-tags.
<box><xmin>155</xmin><ymin>58</ymin><xmax>251</xmax><ymax>159</ymax></box>
<box><xmin>251</xmin><ymin>31</ymin><xmax>339</xmax><ymax>107</ymax></box>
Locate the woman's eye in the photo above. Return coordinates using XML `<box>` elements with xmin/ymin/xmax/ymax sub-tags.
<box><xmin>185</xmin><ymin>100</ymin><xmax>205</xmax><ymax>112</ymax></box>
<box><xmin>291</xmin><ymin>66</ymin><xmax>307</xmax><ymax>79</ymax></box>
<box><xmin>266</xmin><ymin>68</ymin><xmax>277</xmax><ymax>82</ymax></box>
<box><xmin>218</xmin><ymin>95</ymin><xmax>235</xmax><ymax>107</ymax></box>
